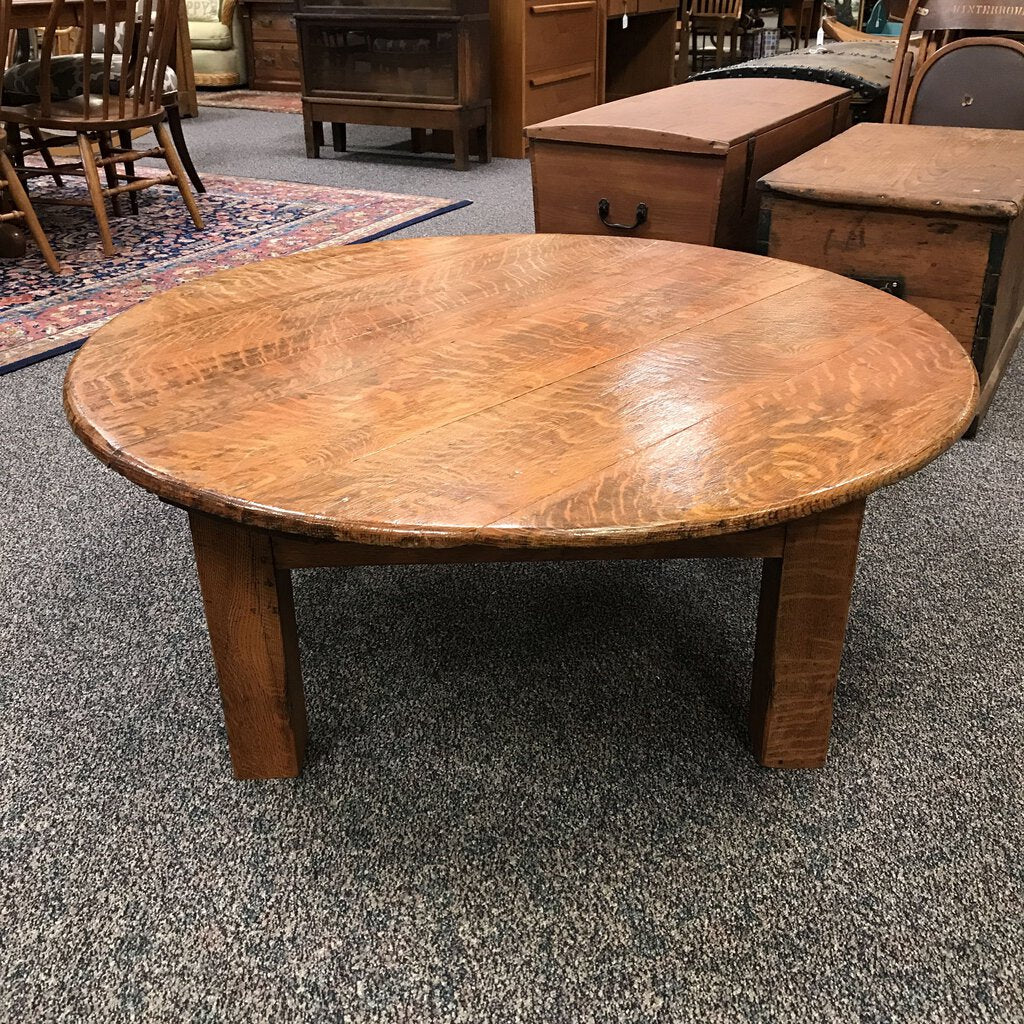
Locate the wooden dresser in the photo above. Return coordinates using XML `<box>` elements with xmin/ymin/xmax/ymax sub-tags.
<box><xmin>240</xmin><ymin>0</ymin><xmax>302</xmax><ymax>92</ymax></box>
<box><xmin>490</xmin><ymin>0</ymin><xmax>604</xmax><ymax>158</ymax></box>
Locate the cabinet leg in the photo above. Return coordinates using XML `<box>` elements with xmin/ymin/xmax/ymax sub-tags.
<box><xmin>750</xmin><ymin>499</ymin><xmax>865</xmax><ymax>768</ymax></box>
<box><xmin>304</xmin><ymin>116</ymin><xmax>321</xmax><ymax>159</ymax></box>
<box><xmin>331</xmin><ymin>122</ymin><xmax>346</xmax><ymax>153</ymax></box>
<box><xmin>453</xmin><ymin>124</ymin><xmax>470</xmax><ymax>171</ymax></box>
<box><xmin>410</xmin><ymin>127</ymin><xmax>427</xmax><ymax>153</ymax></box>
<box><xmin>190</xmin><ymin>513</ymin><xmax>307</xmax><ymax>780</ymax></box>
<box><xmin>476</xmin><ymin>112</ymin><xmax>491</xmax><ymax>165</ymax></box>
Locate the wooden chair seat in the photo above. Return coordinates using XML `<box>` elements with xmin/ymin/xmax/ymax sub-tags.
<box><xmin>1</xmin><ymin>96</ymin><xmax>167</xmax><ymax>129</ymax></box>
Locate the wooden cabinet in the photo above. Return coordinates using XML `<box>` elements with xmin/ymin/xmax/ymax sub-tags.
<box><xmin>491</xmin><ymin>0</ymin><xmax>603</xmax><ymax>158</ymax></box>
<box><xmin>296</xmin><ymin>0</ymin><xmax>491</xmax><ymax>168</ymax></box>
<box><xmin>528</xmin><ymin>79</ymin><xmax>852</xmax><ymax>250</ymax></box>
<box><xmin>758</xmin><ymin>122</ymin><xmax>1024</xmax><ymax>435</ymax></box>
<box><xmin>240</xmin><ymin>0</ymin><xmax>303</xmax><ymax>92</ymax></box>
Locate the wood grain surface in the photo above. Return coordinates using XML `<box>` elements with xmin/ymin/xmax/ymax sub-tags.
<box><xmin>64</xmin><ymin>234</ymin><xmax>978</xmax><ymax>550</ymax></box>
<box><xmin>525</xmin><ymin>79</ymin><xmax>852</xmax><ymax>153</ymax></box>
<box><xmin>758</xmin><ymin>122</ymin><xmax>1024</xmax><ymax>218</ymax></box>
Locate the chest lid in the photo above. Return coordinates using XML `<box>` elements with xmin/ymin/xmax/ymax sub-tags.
<box><xmin>758</xmin><ymin>122</ymin><xmax>1024</xmax><ymax>219</ymax></box>
<box><xmin>524</xmin><ymin>79</ymin><xmax>852</xmax><ymax>156</ymax></box>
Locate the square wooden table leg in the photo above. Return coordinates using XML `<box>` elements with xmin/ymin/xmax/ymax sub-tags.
<box><xmin>750</xmin><ymin>499</ymin><xmax>865</xmax><ymax>768</ymax></box>
<box><xmin>189</xmin><ymin>513</ymin><xmax>307</xmax><ymax>779</ymax></box>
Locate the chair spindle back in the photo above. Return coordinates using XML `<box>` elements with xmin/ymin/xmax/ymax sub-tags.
<box><xmin>34</xmin><ymin>0</ymin><xmax>177</xmax><ymax>122</ymax></box>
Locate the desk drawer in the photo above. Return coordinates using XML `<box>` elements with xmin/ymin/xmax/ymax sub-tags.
<box><xmin>250</xmin><ymin>11</ymin><xmax>297</xmax><ymax>41</ymax></box>
<box><xmin>525</xmin><ymin>1</ymin><xmax>599</xmax><ymax>74</ymax></box>
<box><xmin>253</xmin><ymin>42</ymin><xmax>301</xmax><ymax>76</ymax></box>
<box><xmin>525</xmin><ymin>63</ymin><xmax>598</xmax><ymax>125</ymax></box>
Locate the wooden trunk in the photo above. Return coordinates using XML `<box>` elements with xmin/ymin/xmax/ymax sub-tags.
<box><xmin>758</xmin><ymin>122</ymin><xmax>1024</xmax><ymax>435</ymax></box>
<box><xmin>527</xmin><ymin>79</ymin><xmax>852</xmax><ymax>251</ymax></box>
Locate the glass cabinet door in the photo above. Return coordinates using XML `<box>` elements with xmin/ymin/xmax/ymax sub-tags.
<box><xmin>299</xmin><ymin>19</ymin><xmax>459</xmax><ymax>101</ymax></box>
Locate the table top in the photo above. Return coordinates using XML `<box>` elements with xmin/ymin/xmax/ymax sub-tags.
<box><xmin>526</xmin><ymin>79</ymin><xmax>851</xmax><ymax>154</ymax></box>
<box><xmin>759</xmin><ymin>123</ymin><xmax>1024</xmax><ymax>218</ymax></box>
<box><xmin>10</xmin><ymin>0</ymin><xmax>128</xmax><ymax>28</ymax></box>
<box><xmin>64</xmin><ymin>234</ymin><xmax>977</xmax><ymax>549</ymax></box>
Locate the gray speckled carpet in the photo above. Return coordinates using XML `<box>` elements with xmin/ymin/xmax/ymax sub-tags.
<box><xmin>1</xmin><ymin>113</ymin><xmax>1022</xmax><ymax>1023</ymax></box>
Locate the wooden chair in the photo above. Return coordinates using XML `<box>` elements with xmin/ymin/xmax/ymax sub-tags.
<box><xmin>689</xmin><ymin>0</ymin><xmax>745</xmax><ymax>69</ymax></box>
<box><xmin>886</xmin><ymin>0</ymin><xmax>1024</xmax><ymax>123</ymax></box>
<box><xmin>0</xmin><ymin>0</ymin><xmax>60</xmax><ymax>271</ymax></box>
<box><xmin>1</xmin><ymin>0</ymin><xmax>203</xmax><ymax>257</ymax></box>
<box><xmin>782</xmin><ymin>0</ymin><xmax>814</xmax><ymax>50</ymax></box>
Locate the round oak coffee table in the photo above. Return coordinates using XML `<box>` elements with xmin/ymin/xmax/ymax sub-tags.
<box><xmin>64</xmin><ymin>235</ymin><xmax>978</xmax><ymax>779</ymax></box>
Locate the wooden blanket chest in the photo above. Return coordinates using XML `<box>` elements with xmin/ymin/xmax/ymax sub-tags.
<box><xmin>758</xmin><ymin>123</ymin><xmax>1024</xmax><ymax>435</ymax></box>
<box><xmin>526</xmin><ymin>78</ymin><xmax>852</xmax><ymax>251</ymax></box>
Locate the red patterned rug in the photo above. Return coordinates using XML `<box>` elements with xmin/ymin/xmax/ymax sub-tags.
<box><xmin>0</xmin><ymin>173</ymin><xmax>469</xmax><ymax>374</ymax></box>
<box><xmin>197</xmin><ymin>90</ymin><xmax>303</xmax><ymax>114</ymax></box>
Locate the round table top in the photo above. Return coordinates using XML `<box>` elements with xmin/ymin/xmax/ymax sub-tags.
<box><xmin>64</xmin><ymin>234</ymin><xmax>978</xmax><ymax>549</ymax></box>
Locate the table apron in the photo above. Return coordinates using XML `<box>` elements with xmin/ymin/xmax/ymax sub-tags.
<box><xmin>269</xmin><ymin>527</ymin><xmax>788</xmax><ymax>569</ymax></box>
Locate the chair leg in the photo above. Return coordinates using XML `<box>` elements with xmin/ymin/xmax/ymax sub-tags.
<box><xmin>155</xmin><ymin>120</ymin><xmax>204</xmax><ymax>231</ymax></box>
<box><xmin>118</xmin><ymin>129</ymin><xmax>139</xmax><ymax>216</ymax></box>
<box><xmin>29</xmin><ymin>128</ymin><xmax>63</xmax><ymax>188</ymax></box>
<box><xmin>165</xmin><ymin>103</ymin><xmax>205</xmax><ymax>194</ymax></box>
<box><xmin>1</xmin><ymin>149</ymin><xmax>61</xmax><ymax>273</ymax></box>
<box><xmin>6</xmin><ymin>122</ymin><xmax>25</xmax><ymax>170</ymax></box>
<box><xmin>715</xmin><ymin>24</ymin><xmax>726</xmax><ymax>66</ymax></box>
<box><xmin>77</xmin><ymin>132</ymin><xmax>116</xmax><ymax>257</ymax></box>
<box><xmin>97</xmin><ymin>132</ymin><xmax>123</xmax><ymax>218</ymax></box>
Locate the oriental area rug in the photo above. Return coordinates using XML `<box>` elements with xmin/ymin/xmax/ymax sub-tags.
<box><xmin>0</xmin><ymin>174</ymin><xmax>470</xmax><ymax>374</ymax></box>
<box><xmin>198</xmin><ymin>90</ymin><xmax>303</xmax><ymax>114</ymax></box>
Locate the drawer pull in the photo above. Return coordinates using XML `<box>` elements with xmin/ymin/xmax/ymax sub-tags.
<box><xmin>529</xmin><ymin>2</ymin><xmax>596</xmax><ymax>13</ymax></box>
<box><xmin>529</xmin><ymin>66</ymin><xmax>591</xmax><ymax>88</ymax></box>
<box><xmin>598</xmin><ymin>198</ymin><xmax>648</xmax><ymax>231</ymax></box>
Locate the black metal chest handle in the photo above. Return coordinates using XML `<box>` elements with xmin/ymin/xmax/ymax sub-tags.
<box><xmin>598</xmin><ymin>198</ymin><xmax>648</xmax><ymax>231</ymax></box>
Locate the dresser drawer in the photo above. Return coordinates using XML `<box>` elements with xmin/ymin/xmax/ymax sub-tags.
<box><xmin>250</xmin><ymin>11</ymin><xmax>297</xmax><ymax>41</ymax></box>
<box><xmin>525</xmin><ymin>63</ymin><xmax>598</xmax><ymax>125</ymax></box>
<box><xmin>253</xmin><ymin>42</ymin><xmax>301</xmax><ymax>76</ymax></box>
<box><xmin>525</xmin><ymin>1</ymin><xmax>598</xmax><ymax>74</ymax></box>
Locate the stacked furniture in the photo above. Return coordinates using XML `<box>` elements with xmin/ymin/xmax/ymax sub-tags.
<box><xmin>186</xmin><ymin>0</ymin><xmax>248</xmax><ymax>86</ymax></box>
<box><xmin>297</xmin><ymin>0</ymin><xmax>490</xmax><ymax>169</ymax></box>
<box><xmin>527</xmin><ymin>77</ymin><xmax>851</xmax><ymax>249</ymax></box>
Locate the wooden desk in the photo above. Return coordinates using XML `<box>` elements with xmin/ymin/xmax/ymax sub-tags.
<box><xmin>604</xmin><ymin>0</ymin><xmax>678</xmax><ymax>103</ymax></box>
<box><xmin>491</xmin><ymin>0</ymin><xmax>680</xmax><ymax>158</ymax></box>
<box><xmin>63</xmin><ymin>234</ymin><xmax>976</xmax><ymax>779</ymax></box>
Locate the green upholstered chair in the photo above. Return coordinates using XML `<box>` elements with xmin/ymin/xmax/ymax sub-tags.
<box><xmin>186</xmin><ymin>0</ymin><xmax>247</xmax><ymax>87</ymax></box>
